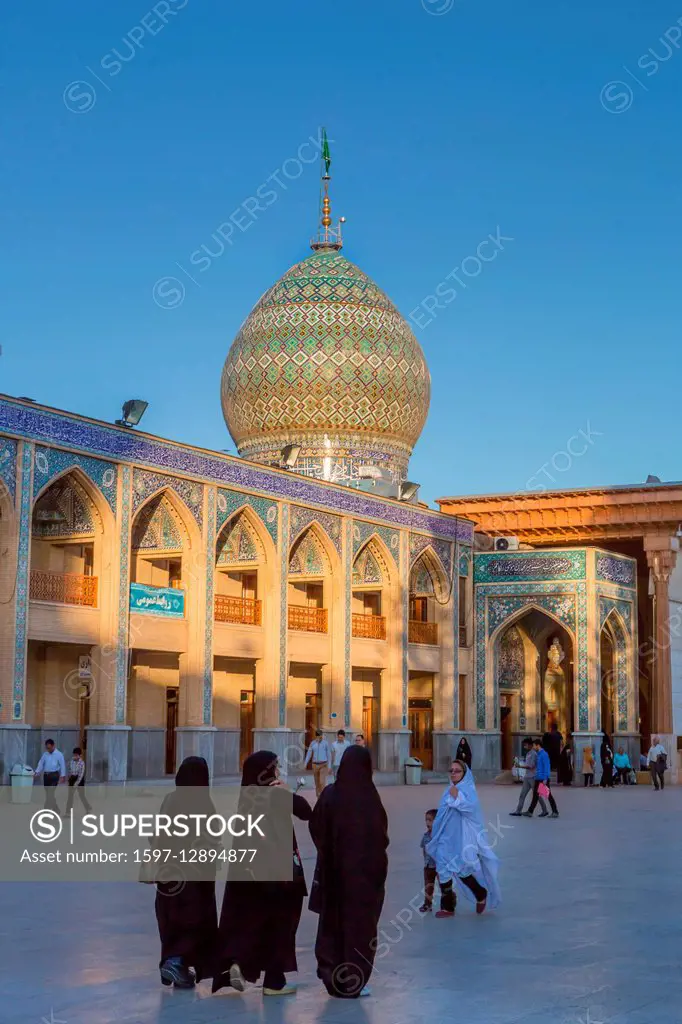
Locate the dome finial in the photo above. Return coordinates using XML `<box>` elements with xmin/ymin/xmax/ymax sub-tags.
<box><xmin>311</xmin><ymin>128</ymin><xmax>344</xmax><ymax>251</ymax></box>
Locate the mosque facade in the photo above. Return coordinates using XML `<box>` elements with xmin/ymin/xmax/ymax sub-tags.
<box><xmin>0</xmin><ymin>157</ymin><xmax>672</xmax><ymax>783</ymax></box>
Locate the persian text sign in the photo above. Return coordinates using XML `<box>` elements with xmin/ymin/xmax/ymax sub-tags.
<box><xmin>130</xmin><ymin>583</ymin><xmax>184</xmax><ymax>617</ymax></box>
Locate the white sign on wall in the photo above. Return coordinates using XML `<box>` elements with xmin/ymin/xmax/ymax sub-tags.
<box><xmin>78</xmin><ymin>656</ymin><xmax>92</xmax><ymax>679</ymax></box>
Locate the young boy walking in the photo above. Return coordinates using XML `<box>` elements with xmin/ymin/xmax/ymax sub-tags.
<box><xmin>419</xmin><ymin>809</ymin><xmax>438</xmax><ymax>912</ymax></box>
<box><xmin>65</xmin><ymin>747</ymin><xmax>92</xmax><ymax>815</ymax></box>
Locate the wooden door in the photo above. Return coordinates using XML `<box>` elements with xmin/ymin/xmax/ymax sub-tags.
<box><xmin>500</xmin><ymin>696</ymin><xmax>513</xmax><ymax>770</ymax></box>
<box><xmin>408</xmin><ymin>699</ymin><xmax>433</xmax><ymax>769</ymax></box>
<box><xmin>305</xmin><ymin>692</ymin><xmax>321</xmax><ymax>750</ymax></box>
<box><xmin>165</xmin><ymin>687</ymin><xmax>178</xmax><ymax>775</ymax></box>
<box><xmin>78</xmin><ymin>680</ymin><xmax>91</xmax><ymax>751</ymax></box>
<box><xmin>240</xmin><ymin>690</ymin><xmax>255</xmax><ymax>765</ymax></box>
<box><xmin>362</xmin><ymin>695</ymin><xmax>377</xmax><ymax>760</ymax></box>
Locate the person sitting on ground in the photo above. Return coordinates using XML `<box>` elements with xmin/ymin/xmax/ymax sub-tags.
<box><xmin>613</xmin><ymin>747</ymin><xmax>633</xmax><ymax>785</ymax></box>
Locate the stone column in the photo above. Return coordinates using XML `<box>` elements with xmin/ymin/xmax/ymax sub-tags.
<box><xmin>0</xmin><ymin>442</ymin><xmax>31</xmax><ymax>782</ymax></box>
<box><xmin>378</xmin><ymin>529</ymin><xmax>410</xmax><ymax>774</ymax></box>
<box><xmin>253</xmin><ymin>502</ymin><xmax>302</xmax><ymax>776</ymax></box>
<box><xmin>177</xmin><ymin>486</ymin><xmax>217</xmax><ymax>773</ymax></box>
<box><xmin>433</xmin><ymin>545</ymin><xmax>457</xmax><ymax>772</ymax></box>
<box><xmin>645</xmin><ymin>535</ymin><xmax>678</xmax><ymax>781</ymax></box>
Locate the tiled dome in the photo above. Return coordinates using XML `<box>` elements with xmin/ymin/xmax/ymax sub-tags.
<box><xmin>221</xmin><ymin>249</ymin><xmax>430</xmax><ymax>484</ymax></box>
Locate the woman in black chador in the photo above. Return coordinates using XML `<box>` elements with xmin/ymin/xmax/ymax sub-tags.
<box><xmin>456</xmin><ymin>736</ymin><xmax>473</xmax><ymax>768</ymax></box>
<box><xmin>212</xmin><ymin>750</ymin><xmax>311</xmax><ymax>997</ymax></box>
<box><xmin>154</xmin><ymin>756</ymin><xmax>218</xmax><ymax>988</ymax></box>
<box><xmin>309</xmin><ymin>744</ymin><xmax>389</xmax><ymax>998</ymax></box>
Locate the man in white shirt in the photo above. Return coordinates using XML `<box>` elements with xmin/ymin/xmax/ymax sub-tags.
<box><xmin>305</xmin><ymin>730</ymin><xmax>331</xmax><ymax>796</ymax></box>
<box><xmin>34</xmin><ymin>739</ymin><xmax>66</xmax><ymax>811</ymax></box>
<box><xmin>331</xmin><ymin>729</ymin><xmax>351</xmax><ymax>779</ymax></box>
<box><xmin>647</xmin><ymin>736</ymin><xmax>668</xmax><ymax>790</ymax></box>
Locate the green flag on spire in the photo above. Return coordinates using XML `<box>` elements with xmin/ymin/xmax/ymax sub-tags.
<box><xmin>321</xmin><ymin>128</ymin><xmax>331</xmax><ymax>175</ymax></box>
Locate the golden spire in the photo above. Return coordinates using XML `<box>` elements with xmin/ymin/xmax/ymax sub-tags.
<box><xmin>311</xmin><ymin>128</ymin><xmax>344</xmax><ymax>251</ymax></box>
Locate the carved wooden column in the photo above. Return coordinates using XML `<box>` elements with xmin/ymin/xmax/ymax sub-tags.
<box><xmin>644</xmin><ymin>535</ymin><xmax>678</xmax><ymax>739</ymax></box>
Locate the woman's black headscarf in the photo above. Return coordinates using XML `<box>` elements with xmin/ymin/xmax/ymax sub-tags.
<box><xmin>456</xmin><ymin>737</ymin><xmax>472</xmax><ymax>767</ymax></box>
<box><xmin>175</xmin><ymin>755</ymin><xmax>210</xmax><ymax>787</ymax></box>
<box><xmin>241</xmin><ymin>750</ymin><xmax>278</xmax><ymax>787</ymax></box>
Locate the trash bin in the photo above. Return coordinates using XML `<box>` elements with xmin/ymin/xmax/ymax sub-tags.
<box><xmin>10</xmin><ymin>763</ymin><xmax>34</xmax><ymax>805</ymax></box>
<box><xmin>405</xmin><ymin>756</ymin><xmax>423</xmax><ymax>786</ymax></box>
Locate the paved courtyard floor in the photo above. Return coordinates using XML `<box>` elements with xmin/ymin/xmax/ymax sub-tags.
<box><xmin>1</xmin><ymin>781</ymin><xmax>680</xmax><ymax>1024</ymax></box>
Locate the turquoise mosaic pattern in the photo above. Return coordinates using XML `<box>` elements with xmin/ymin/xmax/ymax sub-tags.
<box><xmin>498</xmin><ymin>626</ymin><xmax>524</xmax><ymax>688</ymax></box>
<box><xmin>599</xmin><ymin>597</ymin><xmax>633</xmax><ymax>632</ymax></box>
<box><xmin>290</xmin><ymin>505</ymin><xmax>342</xmax><ymax>557</ymax></box>
<box><xmin>216</xmin><ymin>488</ymin><xmax>278</xmax><ymax>546</ymax></box>
<box><xmin>352</xmin><ymin>546</ymin><xmax>383</xmax><ymax>585</ymax></box>
<box><xmin>133</xmin><ymin>468</ymin><xmax>203</xmax><ymax>529</ymax></box>
<box><xmin>598</xmin><ymin>587</ymin><xmax>636</xmax><ymax>733</ymax></box>
<box><xmin>401</xmin><ymin>531</ymin><xmax>409</xmax><ymax>728</ymax></box>
<box><xmin>32</xmin><ymin>445</ymin><xmax>117</xmax><ymax>513</ymax></box>
<box><xmin>352</xmin><ymin>519</ymin><xmax>400</xmax><ymax>568</ymax></box>
<box><xmin>0</xmin><ymin>438</ymin><xmax>17</xmax><ymax>499</ymax></box>
<box><xmin>487</xmin><ymin>594</ymin><xmax>576</xmax><ymax>637</ymax></box>
<box><xmin>344</xmin><ymin>519</ymin><xmax>352</xmax><ymax>726</ymax></box>
<box><xmin>32</xmin><ymin>477</ymin><xmax>96</xmax><ymax>538</ymax></box>
<box><xmin>410</xmin><ymin>533</ymin><xmax>454</xmax><ymax>580</ymax></box>
<box><xmin>596</xmin><ymin>551</ymin><xmax>636</xmax><ymax>589</ymax></box>
<box><xmin>599</xmin><ymin>598</ymin><xmax>631</xmax><ymax>732</ymax></box>
<box><xmin>132</xmin><ymin>496</ymin><xmax>183</xmax><ymax>551</ymax></box>
<box><xmin>475</xmin><ymin>582</ymin><xmax>586</xmax><ymax>731</ymax></box>
<box><xmin>0</xmin><ymin>397</ymin><xmax>471</xmax><ymax>543</ymax></box>
<box><xmin>221</xmin><ymin>249</ymin><xmax>430</xmax><ymax>483</ymax></box>
<box><xmin>216</xmin><ymin>514</ymin><xmax>260</xmax><ymax>564</ymax></box>
<box><xmin>279</xmin><ymin>503</ymin><xmax>290</xmax><ymax>726</ymax></box>
<box><xmin>289</xmin><ymin>531</ymin><xmax>329</xmax><ymax>575</ymax></box>
<box><xmin>459</xmin><ymin>547</ymin><xmax>471</xmax><ymax>577</ymax></box>
<box><xmin>115</xmin><ymin>466</ymin><xmax>132</xmax><ymax>723</ymax></box>
<box><xmin>12</xmin><ymin>443</ymin><xmax>33</xmax><ymax>720</ymax></box>
<box><xmin>475</xmin><ymin>550</ymin><xmax>586</xmax><ymax>584</ymax></box>
<box><xmin>204</xmin><ymin>488</ymin><xmax>216</xmax><ymax>725</ymax></box>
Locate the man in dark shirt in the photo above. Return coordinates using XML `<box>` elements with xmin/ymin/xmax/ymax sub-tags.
<box><xmin>542</xmin><ymin>723</ymin><xmax>563</xmax><ymax>772</ymax></box>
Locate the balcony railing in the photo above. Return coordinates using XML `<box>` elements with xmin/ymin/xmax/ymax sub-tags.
<box><xmin>352</xmin><ymin>613</ymin><xmax>386</xmax><ymax>640</ymax></box>
<box><xmin>30</xmin><ymin>570</ymin><xmax>98</xmax><ymax>608</ymax></box>
<box><xmin>288</xmin><ymin>605</ymin><xmax>328</xmax><ymax>633</ymax></box>
<box><xmin>408</xmin><ymin>619</ymin><xmax>439</xmax><ymax>645</ymax></box>
<box><xmin>215</xmin><ymin>595</ymin><xmax>262</xmax><ymax>626</ymax></box>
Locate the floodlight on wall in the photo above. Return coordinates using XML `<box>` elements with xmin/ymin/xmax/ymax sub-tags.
<box><xmin>115</xmin><ymin>399</ymin><xmax>148</xmax><ymax>428</ymax></box>
<box><xmin>398</xmin><ymin>481</ymin><xmax>420</xmax><ymax>502</ymax></box>
<box><xmin>280</xmin><ymin>444</ymin><xmax>301</xmax><ymax>469</ymax></box>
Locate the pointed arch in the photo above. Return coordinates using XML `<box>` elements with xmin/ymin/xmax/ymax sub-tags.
<box><xmin>216</xmin><ymin>503</ymin><xmax>274</xmax><ymax>567</ymax></box>
<box><xmin>601</xmin><ymin>606</ymin><xmax>630</xmax><ymax>733</ymax></box>
<box><xmin>32</xmin><ymin>466</ymin><xmax>113</xmax><ymax>539</ymax></box>
<box><xmin>132</xmin><ymin>486</ymin><xmax>199</xmax><ymax>553</ymax></box>
<box><xmin>409</xmin><ymin>547</ymin><xmax>449</xmax><ymax>603</ymax></box>
<box><xmin>489</xmin><ymin>601</ymin><xmax>576</xmax><ymax>649</ymax></box>
<box><xmin>289</xmin><ymin>518</ymin><xmax>340</xmax><ymax>570</ymax></box>
<box><xmin>353</xmin><ymin>533</ymin><xmax>395</xmax><ymax>586</ymax></box>
<box><xmin>288</xmin><ymin>522</ymin><xmax>336</xmax><ymax>577</ymax></box>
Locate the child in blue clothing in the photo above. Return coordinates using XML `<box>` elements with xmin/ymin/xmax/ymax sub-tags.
<box><xmin>419</xmin><ymin>809</ymin><xmax>439</xmax><ymax>912</ymax></box>
<box><xmin>524</xmin><ymin>739</ymin><xmax>559</xmax><ymax>818</ymax></box>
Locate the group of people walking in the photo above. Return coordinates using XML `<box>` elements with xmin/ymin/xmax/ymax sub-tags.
<box><xmin>510</xmin><ymin>728</ymin><xmax>668</xmax><ymax>798</ymax></box>
<box><xmin>152</xmin><ymin>743</ymin><xmax>501</xmax><ymax>998</ymax></box>
<box><xmin>153</xmin><ymin>745</ymin><xmax>388</xmax><ymax>998</ymax></box>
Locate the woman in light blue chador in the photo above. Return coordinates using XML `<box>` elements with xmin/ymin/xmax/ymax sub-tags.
<box><xmin>426</xmin><ymin>759</ymin><xmax>501</xmax><ymax>918</ymax></box>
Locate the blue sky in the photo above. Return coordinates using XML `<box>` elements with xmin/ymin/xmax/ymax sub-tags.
<box><xmin>1</xmin><ymin>0</ymin><xmax>681</xmax><ymax>506</ymax></box>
